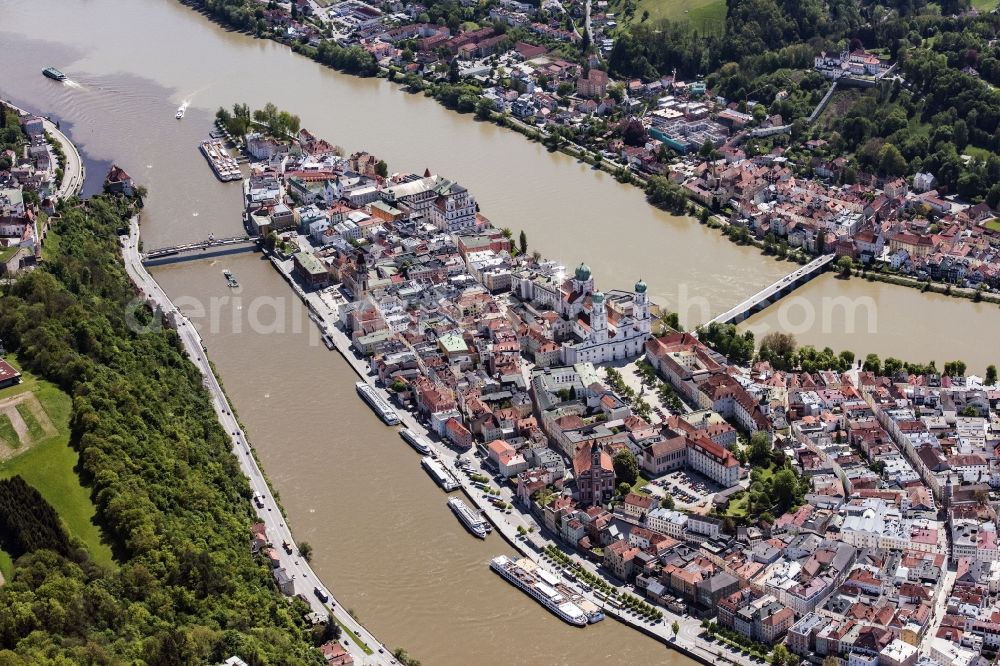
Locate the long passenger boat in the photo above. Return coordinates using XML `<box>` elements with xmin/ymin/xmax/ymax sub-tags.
<box><xmin>447</xmin><ymin>497</ymin><xmax>489</xmax><ymax>538</ymax></box>
<box><xmin>421</xmin><ymin>456</ymin><xmax>459</xmax><ymax>491</ymax></box>
<box><xmin>199</xmin><ymin>139</ymin><xmax>241</xmax><ymax>182</ymax></box>
<box><xmin>355</xmin><ymin>381</ymin><xmax>400</xmax><ymax>425</ymax></box>
<box><xmin>400</xmin><ymin>428</ymin><xmax>432</xmax><ymax>455</ymax></box>
<box><xmin>489</xmin><ymin>555</ymin><xmax>591</xmax><ymax>626</ymax></box>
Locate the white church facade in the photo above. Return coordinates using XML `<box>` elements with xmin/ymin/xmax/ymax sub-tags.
<box><xmin>515</xmin><ymin>262</ymin><xmax>652</xmax><ymax>366</ymax></box>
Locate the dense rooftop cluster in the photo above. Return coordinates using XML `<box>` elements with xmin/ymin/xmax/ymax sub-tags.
<box><xmin>0</xmin><ymin>104</ymin><xmax>63</xmax><ymax>274</ymax></box>
<box><xmin>245</xmin><ymin>118</ymin><xmax>1000</xmax><ymax>664</ymax></box>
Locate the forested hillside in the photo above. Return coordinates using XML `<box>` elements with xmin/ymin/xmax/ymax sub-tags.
<box><xmin>0</xmin><ymin>197</ymin><xmax>323</xmax><ymax>665</ymax></box>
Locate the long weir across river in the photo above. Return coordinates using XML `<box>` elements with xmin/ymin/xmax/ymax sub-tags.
<box><xmin>706</xmin><ymin>253</ymin><xmax>836</xmax><ymax>326</ymax></box>
<box><xmin>141</xmin><ymin>236</ymin><xmax>259</xmax><ymax>266</ymax></box>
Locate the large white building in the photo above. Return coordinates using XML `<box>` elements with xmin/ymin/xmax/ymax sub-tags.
<box><xmin>514</xmin><ymin>263</ymin><xmax>652</xmax><ymax>366</ymax></box>
<box><xmin>383</xmin><ymin>174</ymin><xmax>479</xmax><ymax>233</ymax></box>
<box><xmin>687</xmin><ymin>435</ymin><xmax>740</xmax><ymax>487</ymax></box>
<box><xmin>646</xmin><ymin>507</ymin><xmax>688</xmax><ymax>538</ymax></box>
<box><xmin>428</xmin><ymin>177</ymin><xmax>478</xmax><ymax>233</ymax></box>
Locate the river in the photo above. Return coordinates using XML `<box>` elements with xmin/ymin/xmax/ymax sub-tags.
<box><xmin>2</xmin><ymin>0</ymin><xmax>998</xmax><ymax>662</ymax></box>
<box><xmin>741</xmin><ymin>273</ymin><xmax>1000</xmax><ymax>375</ymax></box>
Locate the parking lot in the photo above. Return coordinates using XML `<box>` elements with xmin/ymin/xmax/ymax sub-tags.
<box><xmin>648</xmin><ymin>469</ymin><xmax>722</xmax><ymax>513</ymax></box>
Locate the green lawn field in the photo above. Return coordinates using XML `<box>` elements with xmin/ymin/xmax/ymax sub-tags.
<box><xmin>615</xmin><ymin>0</ymin><xmax>727</xmax><ymax>35</ymax></box>
<box><xmin>0</xmin><ymin>358</ymin><xmax>114</xmax><ymax>570</ymax></box>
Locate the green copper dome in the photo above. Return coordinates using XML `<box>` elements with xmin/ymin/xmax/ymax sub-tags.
<box><xmin>634</xmin><ymin>279</ymin><xmax>647</xmax><ymax>294</ymax></box>
<box><xmin>592</xmin><ymin>290</ymin><xmax>605</xmax><ymax>303</ymax></box>
<box><xmin>575</xmin><ymin>262</ymin><xmax>592</xmax><ymax>282</ymax></box>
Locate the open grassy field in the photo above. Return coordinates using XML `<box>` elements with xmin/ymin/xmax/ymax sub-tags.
<box><xmin>0</xmin><ymin>357</ymin><xmax>114</xmax><ymax>569</ymax></box>
<box><xmin>0</xmin><ymin>414</ymin><xmax>18</xmax><ymax>449</ymax></box>
<box><xmin>15</xmin><ymin>402</ymin><xmax>47</xmax><ymax>442</ymax></box>
<box><xmin>984</xmin><ymin>219</ymin><xmax>1000</xmax><ymax>233</ymax></box>
<box><xmin>638</xmin><ymin>0</ymin><xmax>726</xmax><ymax>32</ymax></box>
<box><xmin>609</xmin><ymin>0</ymin><xmax>727</xmax><ymax>35</ymax></box>
<box><xmin>972</xmin><ymin>0</ymin><xmax>998</xmax><ymax>11</ymax></box>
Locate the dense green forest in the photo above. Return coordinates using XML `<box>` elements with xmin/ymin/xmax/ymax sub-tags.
<box><xmin>0</xmin><ymin>197</ymin><xmax>323</xmax><ymax>664</ymax></box>
<box><xmin>0</xmin><ymin>476</ymin><xmax>73</xmax><ymax>560</ymax></box>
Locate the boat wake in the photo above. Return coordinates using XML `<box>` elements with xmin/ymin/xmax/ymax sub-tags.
<box><xmin>63</xmin><ymin>79</ymin><xmax>82</xmax><ymax>89</ymax></box>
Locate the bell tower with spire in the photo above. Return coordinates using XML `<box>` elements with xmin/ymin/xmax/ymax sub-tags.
<box><xmin>634</xmin><ymin>278</ymin><xmax>650</xmax><ymax>334</ymax></box>
<box><xmin>591</xmin><ymin>291</ymin><xmax>607</xmax><ymax>342</ymax></box>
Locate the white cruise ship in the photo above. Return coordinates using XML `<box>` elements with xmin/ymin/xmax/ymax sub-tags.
<box><xmin>355</xmin><ymin>381</ymin><xmax>400</xmax><ymax>425</ymax></box>
<box><xmin>400</xmin><ymin>428</ymin><xmax>432</xmax><ymax>454</ymax></box>
<box><xmin>489</xmin><ymin>555</ymin><xmax>588</xmax><ymax>627</ymax></box>
<box><xmin>421</xmin><ymin>456</ymin><xmax>459</xmax><ymax>491</ymax></box>
<box><xmin>198</xmin><ymin>139</ymin><xmax>241</xmax><ymax>182</ymax></box>
<box><xmin>447</xmin><ymin>497</ymin><xmax>488</xmax><ymax>539</ymax></box>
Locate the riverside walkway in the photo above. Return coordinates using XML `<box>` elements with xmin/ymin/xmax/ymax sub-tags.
<box><xmin>121</xmin><ymin>219</ymin><xmax>396</xmax><ymax>666</ymax></box>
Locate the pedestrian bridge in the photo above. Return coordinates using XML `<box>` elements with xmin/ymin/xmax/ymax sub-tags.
<box><xmin>141</xmin><ymin>236</ymin><xmax>259</xmax><ymax>266</ymax></box>
<box><xmin>706</xmin><ymin>254</ymin><xmax>836</xmax><ymax>326</ymax></box>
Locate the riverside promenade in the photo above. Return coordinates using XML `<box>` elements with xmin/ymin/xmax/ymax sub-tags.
<box><xmin>2</xmin><ymin>99</ymin><xmax>84</xmax><ymax>200</ymax></box>
<box><xmin>267</xmin><ymin>251</ymin><xmax>759</xmax><ymax>666</ymax></box>
<box><xmin>121</xmin><ymin>219</ymin><xmax>396</xmax><ymax>666</ymax></box>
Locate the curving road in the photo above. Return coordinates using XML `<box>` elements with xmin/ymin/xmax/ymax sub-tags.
<box><xmin>121</xmin><ymin>218</ymin><xmax>396</xmax><ymax>666</ymax></box>
<box><xmin>45</xmin><ymin>116</ymin><xmax>84</xmax><ymax>199</ymax></box>
<box><xmin>1</xmin><ymin>99</ymin><xmax>84</xmax><ymax>200</ymax></box>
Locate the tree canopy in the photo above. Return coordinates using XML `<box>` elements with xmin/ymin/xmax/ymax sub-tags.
<box><xmin>613</xmin><ymin>449</ymin><xmax>640</xmax><ymax>486</ymax></box>
<box><xmin>0</xmin><ymin>196</ymin><xmax>324</xmax><ymax>664</ymax></box>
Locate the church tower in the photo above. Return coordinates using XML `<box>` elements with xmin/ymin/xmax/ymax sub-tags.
<box><xmin>573</xmin><ymin>262</ymin><xmax>594</xmax><ymax>295</ymax></box>
<box><xmin>634</xmin><ymin>279</ymin><xmax>651</xmax><ymax>334</ymax></box>
<box><xmin>591</xmin><ymin>291</ymin><xmax>607</xmax><ymax>343</ymax></box>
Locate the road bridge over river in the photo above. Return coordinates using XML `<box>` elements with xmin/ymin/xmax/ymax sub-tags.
<box><xmin>141</xmin><ymin>236</ymin><xmax>259</xmax><ymax>266</ymax></box>
<box><xmin>706</xmin><ymin>254</ymin><xmax>836</xmax><ymax>326</ymax></box>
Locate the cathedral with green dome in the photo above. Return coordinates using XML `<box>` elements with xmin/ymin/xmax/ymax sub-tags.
<box><xmin>512</xmin><ymin>260</ymin><xmax>652</xmax><ymax>365</ymax></box>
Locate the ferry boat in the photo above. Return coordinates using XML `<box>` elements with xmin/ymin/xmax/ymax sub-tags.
<box><xmin>223</xmin><ymin>270</ymin><xmax>239</xmax><ymax>288</ymax></box>
<box><xmin>447</xmin><ymin>497</ymin><xmax>489</xmax><ymax>539</ymax></box>
<box><xmin>400</xmin><ymin>428</ymin><xmax>432</xmax><ymax>455</ymax></box>
<box><xmin>175</xmin><ymin>106</ymin><xmax>185</xmax><ymax>120</ymax></box>
<box><xmin>355</xmin><ymin>381</ymin><xmax>400</xmax><ymax>425</ymax></box>
<box><xmin>421</xmin><ymin>456</ymin><xmax>459</xmax><ymax>491</ymax></box>
<box><xmin>42</xmin><ymin>67</ymin><xmax>66</xmax><ymax>81</ymax></box>
<box><xmin>489</xmin><ymin>555</ymin><xmax>589</xmax><ymax>627</ymax></box>
<box><xmin>321</xmin><ymin>333</ymin><xmax>335</xmax><ymax>350</ymax></box>
<box><xmin>199</xmin><ymin>139</ymin><xmax>241</xmax><ymax>182</ymax></box>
